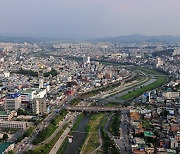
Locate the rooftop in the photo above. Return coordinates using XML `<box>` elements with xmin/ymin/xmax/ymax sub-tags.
<box><xmin>0</xmin><ymin>111</ymin><xmax>8</xmax><ymax>116</ymax></box>
<box><xmin>0</xmin><ymin>142</ymin><xmax>11</xmax><ymax>154</ymax></box>
<box><xmin>20</xmin><ymin>89</ymin><xmax>34</xmax><ymax>93</ymax></box>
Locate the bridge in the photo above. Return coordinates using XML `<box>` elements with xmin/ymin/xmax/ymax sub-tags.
<box><xmin>67</xmin><ymin>106</ymin><xmax>125</xmax><ymax>112</ymax></box>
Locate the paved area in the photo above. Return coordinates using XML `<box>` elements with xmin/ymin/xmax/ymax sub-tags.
<box><xmin>42</xmin><ymin>112</ymin><xmax>77</xmax><ymax>145</ymax></box>
<box><xmin>115</xmin><ymin>110</ymin><xmax>131</xmax><ymax>154</ymax></box>
<box><xmin>14</xmin><ymin>111</ymin><xmax>56</xmax><ymax>153</ymax></box>
<box><xmin>49</xmin><ymin>113</ymin><xmax>77</xmax><ymax>154</ymax></box>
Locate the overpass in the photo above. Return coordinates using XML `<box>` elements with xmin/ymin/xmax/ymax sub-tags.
<box><xmin>67</xmin><ymin>106</ymin><xmax>125</xmax><ymax>112</ymax></box>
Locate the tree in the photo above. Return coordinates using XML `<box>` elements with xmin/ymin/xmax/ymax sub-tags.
<box><xmin>160</xmin><ymin>110</ymin><xmax>169</xmax><ymax>117</ymax></box>
<box><xmin>8</xmin><ymin>151</ymin><xmax>14</xmax><ymax>154</ymax></box>
<box><xmin>3</xmin><ymin>133</ymin><xmax>8</xmax><ymax>140</ymax></box>
<box><xmin>17</xmin><ymin>108</ymin><xmax>28</xmax><ymax>115</ymax></box>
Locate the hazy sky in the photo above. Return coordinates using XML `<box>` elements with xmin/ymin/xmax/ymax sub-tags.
<box><xmin>0</xmin><ymin>0</ymin><xmax>180</xmax><ymax>39</ymax></box>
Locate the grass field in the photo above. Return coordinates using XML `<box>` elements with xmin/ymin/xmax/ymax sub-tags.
<box><xmin>138</xmin><ymin>67</ymin><xmax>163</xmax><ymax>75</ymax></box>
<box><xmin>32</xmin><ymin>110</ymin><xmax>67</xmax><ymax>145</ymax></box>
<box><xmin>118</xmin><ymin>68</ymin><xmax>167</xmax><ymax>101</ymax></box>
<box><xmin>80</xmin><ymin>114</ymin><xmax>105</xmax><ymax>154</ymax></box>
<box><xmin>31</xmin><ymin>124</ymin><xmax>68</xmax><ymax>154</ymax></box>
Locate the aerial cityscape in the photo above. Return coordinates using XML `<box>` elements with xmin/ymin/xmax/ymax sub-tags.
<box><xmin>0</xmin><ymin>0</ymin><xmax>180</xmax><ymax>154</ymax></box>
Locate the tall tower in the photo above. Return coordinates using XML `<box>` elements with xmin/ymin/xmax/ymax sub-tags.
<box><xmin>148</xmin><ymin>92</ymin><xmax>151</xmax><ymax>103</ymax></box>
<box><xmin>38</xmin><ymin>63</ymin><xmax>44</xmax><ymax>89</ymax></box>
<box><xmin>39</xmin><ymin>79</ymin><xmax>44</xmax><ymax>89</ymax></box>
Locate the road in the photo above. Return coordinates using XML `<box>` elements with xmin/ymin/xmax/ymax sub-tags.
<box><xmin>67</xmin><ymin>106</ymin><xmax>122</xmax><ymax>112</ymax></box>
<box><xmin>8</xmin><ymin>130</ymin><xmax>25</xmax><ymax>142</ymax></box>
<box><xmin>104</xmin><ymin>114</ymin><xmax>114</xmax><ymax>139</ymax></box>
<box><xmin>14</xmin><ymin>111</ymin><xmax>56</xmax><ymax>153</ymax></box>
<box><xmin>107</xmin><ymin>78</ymin><xmax>156</xmax><ymax>102</ymax></box>
<box><xmin>49</xmin><ymin>113</ymin><xmax>77</xmax><ymax>154</ymax></box>
<box><xmin>41</xmin><ymin>112</ymin><xmax>77</xmax><ymax>145</ymax></box>
<box><xmin>16</xmin><ymin>96</ymin><xmax>78</xmax><ymax>153</ymax></box>
<box><xmin>115</xmin><ymin>110</ymin><xmax>131</xmax><ymax>154</ymax></box>
<box><xmin>85</xmin><ymin>71</ymin><xmax>156</xmax><ymax>104</ymax></box>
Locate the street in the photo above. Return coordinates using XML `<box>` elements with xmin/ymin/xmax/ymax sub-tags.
<box><xmin>115</xmin><ymin>110</ymin><xmax>131</xmax><ymax>154</ymax></box>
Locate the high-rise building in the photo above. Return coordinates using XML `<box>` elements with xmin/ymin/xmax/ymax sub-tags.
<box><xmin>32</xmin><ymin>97</ymin><xmax>46</xmax><ymax>114</ymax></box>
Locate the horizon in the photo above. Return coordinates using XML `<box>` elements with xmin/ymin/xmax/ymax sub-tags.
<box><xmin>1</xmin><ymin>33</ymin><xmax>180</xmax><ymax>40</ymax></box>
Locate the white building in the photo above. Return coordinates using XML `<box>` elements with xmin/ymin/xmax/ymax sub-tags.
<box><xmin>163</xmin><ymin>91</ymin><xmax>179</xmax><ymax>99</ymax></box>
<box><xmin>39</xmin><ymin>78</ymin><xmax>44</xmax><ymax>89</ymax></box>
<box><xmin>0</xmin><ymin>120</ymin><xmax>27</xmax><ymax>130</ymax></box>
<box><xmin>3</xmin><ymin>71</ymin><xmax>10</xmax><ymax>78</ymax></box>
<box><xmin>173</xmin><ymin>48</ymin><xmax>180</xmax><ymax>56</ymax></box>
<box><xmin>32</xmin><ymin>88</ymin><xmax>47</xmax><ymax>99</ymax></box>
<box><xmin>156</xmin><ymin>57</ymin><xmax>164</xmax><ymax>68</ymax></box>
<box><xmin>83</xmin><ymin>55</ymin><xmax>90</xmax><ymax>64</ymax></box>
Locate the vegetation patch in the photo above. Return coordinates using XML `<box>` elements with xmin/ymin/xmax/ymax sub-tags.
<box><xmin>15</xmin><ymin>127</ymin><xmax>35</xmax><ymax>143</ymax></box>
<box><xmin>15</xmin><ymin>68</ymin><xmax>57</xmax><ymax>77</ymax></box>
<box><xmin>69</xmin><ymin>98</ymin><xmax>81</xmax><ymax>106</ymax></box>
<box><xmin>80</xmin><ymin>80</ymin><xmax>124</xmax><ymax>98</ymax></box>
<box><xmin>32</xmin><ymin>110</ymin><xmax>67</xmax><ymax>145</ymax></box>
<box><xmin>118</xmin><ymin>76</ymin><xmax>167</xmax><ymax>100</ymax></box>
<box><xmin>101</xmin><ymin>116</ymin><xmax>120</xmax><ymax>154</ymax></box>
<box><xmin>108</xmin><ymin>113</ymin><xmax>121</xmax><ymax>136</ymax></box>
<box><xmin>28</xmin><ymin>124</ymin><xmax>69</xmax><ymax>154</ymax></box>
<box><xmin>80</xmin><ymin>114</ymin><xmax>104</xmax><ymax>154</ymax></box>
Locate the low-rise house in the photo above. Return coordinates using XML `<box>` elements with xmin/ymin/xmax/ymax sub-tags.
<box><xmin>170</xmin><ymin>138</ymin><xmax>178</xmax><ymax>149</ymax></box>
<box><xmin>145</xmin><ymin>147</ymin><xmax>155</xmax><ymax>154</ymax></box>
<box><xmin>0</xmin><ymin>110</ymin><xmax>17</xmax><ymax>121</ymax></box>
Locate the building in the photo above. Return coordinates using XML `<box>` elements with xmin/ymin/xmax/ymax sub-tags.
<box><xmin>4</xmin><ymin>93</ymin><xmax>21</xmax><ymax>111</ymax></box>
<box><xmin>32</xmin><ymin>88</ymin><xmax>47</xmax><ymax>99</ymax></box>
<box><xmin>130</xmin><ymin>110</ymin><xmax>140</xmax><ymax>120</ymax></box>
<box><xmin>83</xmin><ymin>55</ymin><xmax>90</xmax><ymax>64</ymax></box>
<box><xmin>173</xmin><ymin>48</ymin><xmax>180</xmax><ymax>56</ymax></box>
<box><xmin>156</xmin><ymin>57</ymin><xmax>164</xmax><ymax>68</ymax></box>
<box><xmin>0</xmin><ymin>110</ymin><xmax>17</xmax><ymax>121</ymax></box>
<box><xmin>32</xmin><ymin>97</ymin><xmax>46</xmax><ymax>114</ymax></box>
<box><xmin>66</xmin><ymin>88</ymin><xmax>74</xmax><ymax>96</ymax></box>
<box><xmin>163</xmin><ymin>91</ymin><xmax>179</xmax><ymax>99</ymax></box>
<box><xmin>39</xmin><ymin>78</ymin><xmax>44</xmax><ymax>89</ymax></box>
<box><xmin>170</xmin><ymin>138</ymin><xmax>178</xmax><ymax>149</ymax></box>
<box><xmin>3</xmin><ymin>71</ymin><xmax>10</xmax><ymax>78</ymax></box>
<box><xmin>0</xmin><ymin>120</ymin><xmax>27</xmax><ymax>130</ymax></box>
<box><xmin>0</xmin><ymin>142</ymin><xmax>14</xmax><ymax>154</ymax></box>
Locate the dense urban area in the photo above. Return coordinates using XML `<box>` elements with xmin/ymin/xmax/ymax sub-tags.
<box><xmin>0</xmin><ymin>40</ymin><xmax>179</xmax><ymax>154</ymax></box>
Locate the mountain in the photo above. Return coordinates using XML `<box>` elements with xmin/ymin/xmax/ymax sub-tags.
<box><xmin>94</xmin><ymin>34</ymin><xmax>180</xmax><ymax>43</ymax></box>
<box><xmin>1</xmin><ymin>33</ymin><xmax>180</xmax><ymax>43</ymax></box>
<box><xmin>0</xmin><ymin>33</ymin><xmax>58</xmax><ymax>43</ymax></box>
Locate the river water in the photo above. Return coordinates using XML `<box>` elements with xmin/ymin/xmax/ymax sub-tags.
<box><xmin>63</xmin><ymin>115</ymin><xmax>89</xmax><ymax>154</ymax></box>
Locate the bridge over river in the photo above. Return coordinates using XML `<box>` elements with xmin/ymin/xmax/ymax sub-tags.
<box><xmin>67</xmin><ymin>106</ymin><xmax>129</xmax><ymax>112</ymax></box>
